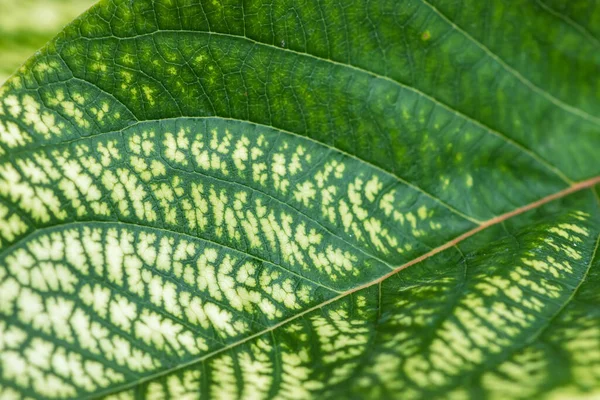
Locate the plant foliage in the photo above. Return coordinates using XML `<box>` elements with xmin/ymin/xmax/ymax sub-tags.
<box><xmin>0</xmin><ymin>0</ymin><xmax>599</xmax><ymax>399</ymax></box>
<box><xmin>0</xmin><ymin>0</ymin><xmax>96</xmax><ymax>84</ymax></box>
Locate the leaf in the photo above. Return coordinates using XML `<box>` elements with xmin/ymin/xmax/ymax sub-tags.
<box><xmin>0</xmin><ymin>0</ymin><xmax>97</xmax><ymax>84</ymax></box>
<box><xmin>0</xmin><ymin>0</ymin><xmax>599</xmax><ymax>399</ymax></box>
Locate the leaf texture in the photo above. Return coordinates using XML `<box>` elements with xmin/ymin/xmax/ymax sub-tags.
<box><xmin>0</xmin><ymin>0</ymin><xmax>97</xmax><ymax>84</ymax></box>
<box><xmin>0</xmin><ymin>0</ymin><xmax>599</xmax><ymax>399</ymax></box>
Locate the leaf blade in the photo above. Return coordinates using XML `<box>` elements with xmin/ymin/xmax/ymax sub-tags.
<box><xmin>1</xmin><ymin>0</ymin><xmax>600</xmax><ymax>399</ymax></box>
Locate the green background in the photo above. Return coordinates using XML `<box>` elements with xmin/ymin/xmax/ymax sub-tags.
<box><xmin>0</xmin><ymin>0</ymin><xmax>96</xmax><ymax>84</ymax></box>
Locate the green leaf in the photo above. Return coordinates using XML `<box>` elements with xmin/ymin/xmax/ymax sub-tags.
<box><xmin>0</xmin><ymin>0</ymin><xmax>599</xmax><ymax>399</ymax></box>
<box><xmin>0</xmin><ymin>0</ymin><xmax>97</xmax><ymax>84</ymax></box>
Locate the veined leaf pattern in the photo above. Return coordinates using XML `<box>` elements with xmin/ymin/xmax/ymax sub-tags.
<box><xmin>0</xmin><ymin>0</ymin><xmax>599</xmax><ymax>399</ymax></box>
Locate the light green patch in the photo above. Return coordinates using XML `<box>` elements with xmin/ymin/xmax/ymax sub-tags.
<box><xmin>0</xmin><ymin>0</ymin><xmax>599</xmax><ymax>399</ymax></box>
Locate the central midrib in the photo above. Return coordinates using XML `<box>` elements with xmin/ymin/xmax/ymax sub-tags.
<box><xmin>87</xmin><ymin>174</ymin><xmax>600</xmax><ymax>399</ymax></box>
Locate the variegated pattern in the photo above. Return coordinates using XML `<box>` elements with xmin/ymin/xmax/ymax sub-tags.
<box><xmin>0</xmin><ymin>0</ymin><xmax>599</xmax><ymax>399</ymax></box>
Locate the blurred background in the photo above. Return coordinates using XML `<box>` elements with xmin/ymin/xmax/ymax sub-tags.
<box><xmin>0</xmin><ymin>0</ymin><xmax>97</xmax><ymax>84</ymax></box>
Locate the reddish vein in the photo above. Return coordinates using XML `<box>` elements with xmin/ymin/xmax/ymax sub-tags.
<box><xmin>369</xmin><ymin>175</ymin><xmax>600</xmax><ymax>288</ymax></box>
<box><xmin>93</xmin><ymin>175</ymin><xmax>600</xmax><ymax>399</ymax></box>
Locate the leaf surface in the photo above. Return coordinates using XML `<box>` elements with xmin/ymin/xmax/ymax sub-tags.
<box><xmin>0</xmin><ymin>0</ymin><xmax>599</xmax><ymax>399</ymax></box>
<box><xmin>0</xmin><ymin>0</ymin><xmax>97</xmax><ymax>84</ymax></box>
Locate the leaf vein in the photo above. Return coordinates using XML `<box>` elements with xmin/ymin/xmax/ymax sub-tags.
<box><xmin>83</xmin><ymin>175</ymin><xmax>600</xmax><ymax>399</ymax></box>
<box><xmin>73</xmin><ymin>28</ymin><xmax>573</xmax><ymax>185</ymax></box>
<box><xmin>419</xmin><ymin>0</ymin><xmax>600</xmax><ymax>125</ymax></box>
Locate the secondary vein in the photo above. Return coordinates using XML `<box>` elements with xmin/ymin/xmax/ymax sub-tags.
<box><xmin>86</xmin><ymin>174</ymin><xmax>600</xmax><ymax>399</ymax></box>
